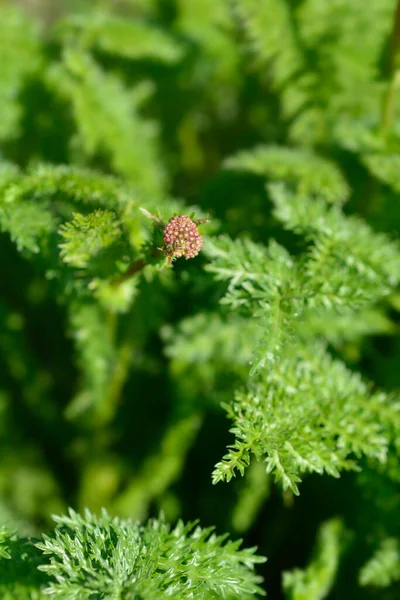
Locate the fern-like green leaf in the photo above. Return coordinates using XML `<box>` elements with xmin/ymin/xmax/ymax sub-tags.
<box><xmin>270</xmin><ymin>183</ymin><xmax>400</xmax><ymax>306</ymax></box>
<box><xmin>204</xmin><ymin>235</ymin><xmax>299</xmax><ymax>373</ymax></box>
<box><xmin>47</xmin><ymin>49</ymin><xmax>166</xmax><ymax>195</ymax></box>
<box><xmin>224</xmin><ymin>145</ymin><xmax>350</xmax><ymax>205</ymax></box>
<box><xmin>213</xmin><ymin>343</ymin><xmax>395</xmax><ymax>493</ymax></box>
<box><xmin>59</xmin><ymin>210</ymin><xmax>122</xmax><ymax>268</ymax></box>
<box><xmin>36</xmin><ymin>509</ymin><xmax>266</xmax><ymax>599</ymax></box>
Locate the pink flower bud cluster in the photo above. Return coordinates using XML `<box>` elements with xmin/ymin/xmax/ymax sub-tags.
<box><xmin>163</xmin><ymin>215</ymin><xmax>203</xmax><ymax>263</ymax></box>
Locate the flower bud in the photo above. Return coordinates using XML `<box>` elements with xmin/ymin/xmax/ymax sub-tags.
<box><xmin>163</xmin><ymin>216</ymin><xmax>203</xmax><ymax>263</ymax></box>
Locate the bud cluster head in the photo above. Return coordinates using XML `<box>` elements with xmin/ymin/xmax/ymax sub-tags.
<box><xmin>163</xmin><ymin>215</ymin><xmax>203</xmax><ymax>263</ymax></box>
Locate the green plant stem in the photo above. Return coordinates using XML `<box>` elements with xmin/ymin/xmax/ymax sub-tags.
<box><xmin>93</xmin><ymin>310</ymin><xmax>132</xmax><ymax>427</ymax></box>
<box><xmin>113</xmin><ymin>248</ymin><xmax>164</xmax><ymax>286</ymax></box>
<box><xmin>114</xmin><ymin>257</ymin><xmax>147</xmax><ymax>285</ymax></box>
<box><xmin>97</xmin><ymin>341</ymin><xmax>134</xmax><ymax>426</ymax></box>
<box><xmin>94</xmin><ymin>246</ymin><xmax>164</xmax><ymax>430</ymax></box>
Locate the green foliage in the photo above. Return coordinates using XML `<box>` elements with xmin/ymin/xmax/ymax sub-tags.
<box><xmin>113</xmin><ymin>415</ymin><xmax>202</xmax><ymax>520</ymax></box>
<box><xmin>212</xmin><ymin>343</ymin><xmax>396</xmax><ymax>493</ymax></box>
<box><xmin>0</xmin><ymin>4</ymin><xmax>41</xmax><ymax>141</ymax></box>
<box><xmin>0</xmin><ymin>526</ymin><xmax>12</xmax><ymax>559</ymax></box>
<box><xmin>0</xmin><ymin>529</ymin><xmax>46</xmax><ymax>600</ymax></box>
<box><xmin>224</xmin><ymin>145</ymin><xmax>350</xmax><ymax>205</ymax></box>
<box><xmin>2</xmin><ymin>163</ymin><xmax>130</xmax><ymax>209</ymax></box>
<box><xmin>57</xmin><ymin>12</ymin><xmax>183</xmax><ymax>63</ymax></box>
<box><xmin>205</xmin><ymin>235</ymin><xmax>297</xmax><ymax>372</ymax></box>
<box><xmin>270</xmin><ymin>183</ymin><xmax>400</xmax><ymax>303</ymax></box>
<box><xmin>283</xmin><ymin>519</ymin><xmax>344</xmax><ymax>600</ymax></box>
<box><xmin>0</xmin><ymin>510</ymin><xmax>265</xmax><ymax>599</ymax></box>
<box><xmin>176</xmin><ymin>0</ymin><xmax>238</xmax><ymax>88</ymax></box>
<box><xmin>59</xmin><ymin>210</ymin><xmax>122</xmax><ymax>268</ymax></box>
<box><xmin>67</xmin><ymin>302</ymin><xmax>118</xmax><ymax>420</ymax></box>
<box><xmin>2</xmin><ymin>0</ymin><xmax>400</xmax><ymax>597</ymax></box>
<box><xmin>47</xmin><ymin>49</ymin><xmax>166</xmax><ymax>195</ymax></box>
<box><xmin>360</xmin><ymin>538</ymin><xmax>400</xmax><ymax>588</ymax></box>
<box><xmin>362</xmin><ymin>153</ymin><xmax>400</xmax><ymax>192</ymax></box>
<box><xmin>0</xmin><ymin>198</ymin><xmax>55</xmax><ymax>254</ymax></box>
<box><xmin>235</xmin><ymin>0</ymin><xmax>394</xmax><ymax>143</ymax></box>
<box><xmin>36</xmin><ymin>509</ymin><xmax>265</xmax><ymax>599</ymax></box>
<box><xmin>203</xmin><ymin>146</ymin><xmax>400</xmax><ymax>493</ymax></box>
<box><xmin>231</xmin><ymin>461</ymin><xmax>271</xmax><ymax>534</ymax></box>
<box><xmin>164</xmin><ymin>312</ymin><xmax>256</xmax><ymax>366</ymax></box>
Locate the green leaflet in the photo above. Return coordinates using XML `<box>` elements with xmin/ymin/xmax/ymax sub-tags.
<box><xmin>57</xmin><ymin>12</ymin><xmax>183</xmax><ymax>63</ymax></box>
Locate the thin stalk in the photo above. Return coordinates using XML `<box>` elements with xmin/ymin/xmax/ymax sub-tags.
<box><xmin>112</xmin><ymin>248</ymin><xmax>164</xmax><ymax>287</ymax></box>
<box><xmin>96</xmin><ymin>341</ymin><xmax>134</xmax><ymax>426</ymax></box>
